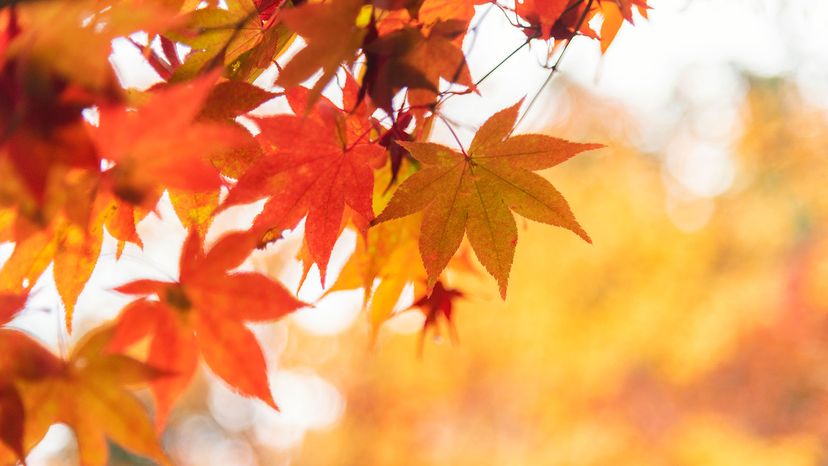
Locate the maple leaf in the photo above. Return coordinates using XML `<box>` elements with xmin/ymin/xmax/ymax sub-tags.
<box><xmin>184</xmin><ymin>0</ymin><xmax>263</xmax><ymax>65</ymax></box>
<box><xmin>418</xmin><ymin>0</ymin><xmax>483</xmax><ymax>27</ymax></box>
<box><xmin>277</xmin><ymin>0</ymin><xmax>370</xmax><ymax>107</ymax></box>
<box><xmin>0</xmin><ymin>329</ymin><xmax>62</xmax><ymax>464</ymax></box>
<box><xmin>197</xmin><ymin>80</ymin><xmax>273</xmax><ymax>180</ymax></box>
<box><xmin>0</xmin><ymin>328</ymin><xmax>61</xmax><ymax>464</ymax></box>
<box><xmin>101</xmin><ymin>192</ymin><xmax>155</xmax><ymax>256</ymax></box>
<box><xmin>1</xmin><ymin>15</ymin><xmax>103</xmax><ymax>229</ymax></box>
<box><xmin>408</xmin><ymin>280</ymin><xmax>463</xmax><ymax>355</ymax></box>
<box><xmin>170</xmin><ymin>0</ymin><xmax>295</xmax><ymax>82</ymax></box>
<box><xmin>198</xmin><ymin>80</ymin><xmax>277</xmax><ymax>121</ymax></box>
<box><xmin>110</xmin><ymin>230</ymin><xmax>305</xmax><ymax>428</ymax></box>
<box><xmin>225</xmin><ymin>9</ymin><xmax>297</xmax><ymax>82</ymax></box>
<box><xmin>612</xmin><ymin>0</ymin><xmax>651</xmax><ymax>22</ymax></box>
<box><xmin>168</xmin><ymin>80</ymin><xmax>275</xmax><ymax>236</ymax></box>
<box><xmin>53</xmin><ymin>208</ymin><xmax>108</xmax><ymax>333</ymax></box>
<box><xmin>328</xmin><ymin>216</ymin><xmax>425</xmax><ymax>338</ymax></box>
<box><xmin>599</xmin><ymin>1</ymin><xmax>625</xmax><ymax>53</ymax></box>
<box><xmin>222</xmin><ymin>79</ymin><xmax>385</xmax><ymax>281</ymax></box>
<box><xmin>0</xmin><ymin>326</ymin><xmax>169</xmax><ymax>465</ymax></box>
<box><xmin>169</xmin><ymin>189</ymin><xmax>220</xmax><ymax>238</ymax></box>
<box><xmin>0</xmin><ymin>117</ymin><xmax>98</xmax><ymax>233</ymax></box>
<box><xmin>0</xmin><ymin>384</ymin><xmax>24</xmax><ymax>465</ymax></box>
<box><xmin>1</xmin><ymin>199</ymin><xmax>128</xmax><ymax>333</ymax></box>
<box><xmin>0</xmin><ymin>228</ymin><xmax>56</xmax><ymax>298</ymax></box>
<box><xmin>373</xmin><ymin>100</ymin><xmax>600</xmax><ymax>297</ymax></box>
<box><xmin>324</xmin><ymin>161</ymin><xmax>426</xmax><ymax>336</ymax></box>
<box><xmin>0</xmin><ymin>176</ymin><xmax>110</xmax><ymax>331</ymax></box>
<box><xmin>377</xmin><ymin>110</ymin><xmax>415</xmax><ymax>190</ymax></box>
<box><xmin>362</xmin><ymin>18</ymin><xmax>474</xmax><ymax>113</ymax></box>
<box><xmin>90</xmin><ymin>73</ymin><xmax>248</xmax><ymax>208</ymax></box>
<box><xmin>515</xmin><ymin>0</ymin><xmax>569</xmax><ymax>40</ymax></box>
<box><xmin>516</xmin><ymin>0</ymin><xmax>649</xmax><ymax>47</ymax></box>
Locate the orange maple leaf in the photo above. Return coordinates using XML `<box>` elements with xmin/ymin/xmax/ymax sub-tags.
<box><xmin>1</xmin><ymin>28</ymin><xmax>102</xmax><ymax>229</ymax></box>
<box><xmin>110</xmin><ymin>230</ymin><xmax>305</xmax><ymax>428</ymax></box>
<box><xmin>89</xmin><ymin>73</ymin><xmax>248</xmax><ymax>208</ymax></box>
<box><xmin>1</xmin><ymin>198</ymin><xmax>123</xmax><ymax>333</ymax></box>
<box><xmin>1</xmin><ymin>326</ymin><xmax>168</xmax><ymax>466</ymax></box>
<box><xmin>516</xmin><ymin>0</ymin><xmax>649</xmax><ymax>49</ymax></box>
<box><xmin>0</xmin><ymin>329</ymin><xmax>62</xmax><ymax>464</ymax></box>
<box><xmin>373</xmin><ymin>100</ymin><xmax>600</xmax><ymax>297</ymax></box>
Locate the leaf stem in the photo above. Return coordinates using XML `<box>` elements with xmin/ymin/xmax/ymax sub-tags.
<box><xmin>438</xmin><ymin>114</ymin><xmax>468</xmax><ymax>158</ymax></box>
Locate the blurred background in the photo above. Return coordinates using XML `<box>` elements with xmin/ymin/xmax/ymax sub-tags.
<box><xmin>8</xmin><ymin>0</ymin><xmax>828</xmax><ymax>464</ymax></box>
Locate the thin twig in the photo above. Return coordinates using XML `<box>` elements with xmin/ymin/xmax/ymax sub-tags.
<box><xmin>511</xmin><ymin>0</ymin><xmax>595</xmax><ymax>133</ymax></box>
<box><xmin>437</xmin><ymin>37</ymin><xmax>531</xmax><ymax>109</ymax></box>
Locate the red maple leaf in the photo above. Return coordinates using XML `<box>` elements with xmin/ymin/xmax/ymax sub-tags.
<box><xmin>222</xmin><ymin>77</ymin><xmax>385</xmax><ymax>281</ymax></box>
<box><xmin>110</xmin><ymin>230</ymin><xmax>305</xmax><ymax>428</ymax></box>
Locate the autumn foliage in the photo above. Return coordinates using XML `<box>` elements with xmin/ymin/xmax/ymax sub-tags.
<box><xmin>0</xmin><ymin>0</ymin><xmax>648</xmax><ymax>463</ymax></box>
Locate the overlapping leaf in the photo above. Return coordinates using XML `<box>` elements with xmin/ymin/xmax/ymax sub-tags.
<box><xmin>516</xmin><ymin>0</ymin><xmax>649</xmax><ymax>50</ymax></box>
<box><xmin>278</xmin><ymin>0</ymin><xmax>370</xmax><ymax>106</ymax></box>
<box><xmin>0</xmin><ymin>327</ymin><xmax>167</xmax><ymax>466</ymax></box>
<box><xmin>90</xmin><ymin>73</ymin><xmax>248</xmax><ymax>208</ymax></box>
<box><xmin>408</xmin><ymin>280</ymin><xmax>463</xmax><ymax>354</ymax></box>
<box><xmin>6</xmin><ymin>0</ymin><xmax>179</xmax><ymax>89</ymax></box>
<box><xmin>170</xmin><ymin>80</ymin><xmax>276</xmax><ymax>236</ymax></box>
<box><xmin>222</xmin><ymin>79</ymin><xmax>385</xmax><ymax>281</ymax></box>
<box><xmin>362</xmin><ymin>18</ymin><xmax>474</xmax><ymax>113</ymax></box>
<box><xmin>171</xmin><ymin>0</ymin><xmax>296</xmax><ymax>82</ymax></box>
<box><xmin>326</xmin><ymin>162</ymin><xmax>425</xmax><ymax>336</ymax></box>
<box><xmin>0</xmin><ymin>329</ymin><xmax>62</xmax><ymax>465</ymax></box>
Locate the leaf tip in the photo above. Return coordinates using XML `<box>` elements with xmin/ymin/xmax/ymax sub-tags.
<box><xmin>262</xmin><ymin>393</ymin><xmax>280</xmax><ymax>412</ymax></box>
<box><xmin>370</xmin><ymin>211</ymin><xmax>392</xmax><ymax>227</ymax></box>
<box><xmin>425</xmin><ymin>276</ymin><xmax>437</xmax><ymax>297</ymax></box>
<box><xmin>577</xmin><ymin>227</ymin><xmax>593</xmax><ymax>244</ymax></box>
<box><xmin>583</xmin><ymin>142</ymin><xmax>606</xmax><ymax>152</ymax></box>
<box><xmin>65</xmin><ymin>304</ymin><xmax>74</xmax><ymax>334</ymax></box>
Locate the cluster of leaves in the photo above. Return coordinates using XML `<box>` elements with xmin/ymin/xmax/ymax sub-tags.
<box><xmin>0</xmin><ymin>0</ymin><xmax>647</xmax><ymax>463</ymax></box>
